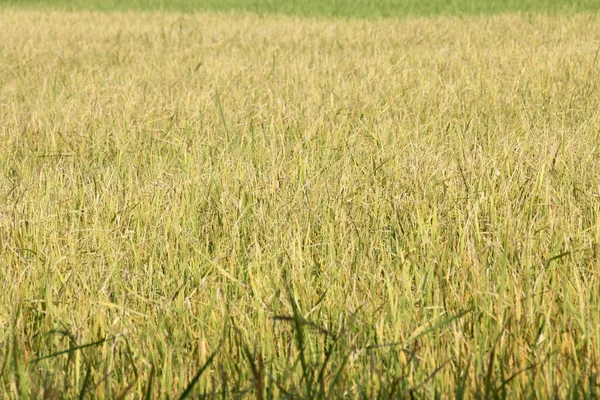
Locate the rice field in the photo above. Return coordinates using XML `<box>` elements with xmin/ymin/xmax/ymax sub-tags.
<box><xmin>1</xmin><ymin>9</ymin><xmax>600</xmax><ymax>399</ymax></box>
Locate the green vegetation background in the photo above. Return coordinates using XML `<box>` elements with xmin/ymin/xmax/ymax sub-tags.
<box><xmin>2</xmin><ymin>0</ymin><xmax>600</xmax><ymax>16</ymax></box>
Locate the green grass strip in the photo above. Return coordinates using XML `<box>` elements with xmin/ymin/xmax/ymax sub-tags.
<box><xmin>2</xmin><ymin>0</ymin><xmax>600</xmax><ymax>17</ymax></box>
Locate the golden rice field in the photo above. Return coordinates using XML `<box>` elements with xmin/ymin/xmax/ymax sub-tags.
<box><xmin>1</xmin><ymin>11</ymin><xmax>600</xmax><ymax>398</ymax></box>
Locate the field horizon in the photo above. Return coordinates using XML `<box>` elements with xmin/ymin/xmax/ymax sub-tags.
<box><xmin>2</xmin><ymin>0</ymin><xmax>600</xmax><ymax>18</ymax></box>
<box><xmin>1</xmin><ymin>7</ymin><xmax>600</xmax><ymax>399</ymax></box>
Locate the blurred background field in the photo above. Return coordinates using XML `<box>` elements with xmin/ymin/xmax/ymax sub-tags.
<box><xmin>2</xmin><ymin>0</ymin><xmax>600</xmax><ymax>16</ymax></box>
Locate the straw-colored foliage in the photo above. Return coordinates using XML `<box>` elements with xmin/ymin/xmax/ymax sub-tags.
<box><xmin>1</xmin><ymin>11</ymin><xmax>599</xmax><ymax>398</ymax></box>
